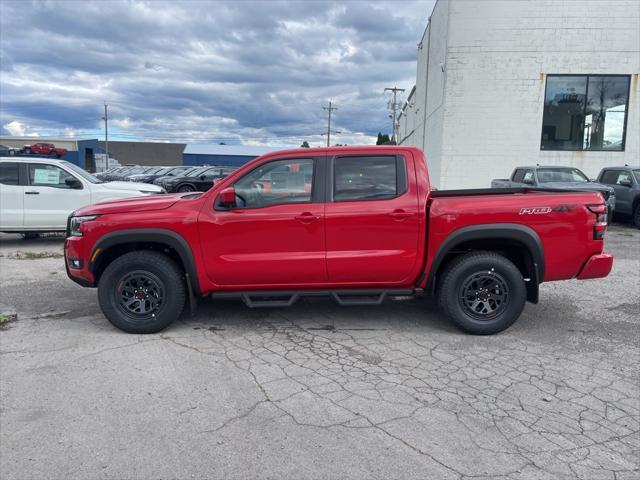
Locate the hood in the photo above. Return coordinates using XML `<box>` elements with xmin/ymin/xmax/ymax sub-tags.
<box><xmin>100</xmin><ymin>181</ymin><xmax>164</xmax><ymax>192</ymax></box>
<box><xmin>74</xmin><ymin>193</ymin><xmax>186</xmax><ymax>216</ymax></box>
<box><xmin>541</xmin><ymin>182</ymin><xmax>614</xmax><ymax>193</ymax></box>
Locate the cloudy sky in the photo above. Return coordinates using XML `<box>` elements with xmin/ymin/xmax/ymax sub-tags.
<box><xmin>0</xmin><ymin>0</ymin><xmax>435</xmax><ymax>147</ymax></box>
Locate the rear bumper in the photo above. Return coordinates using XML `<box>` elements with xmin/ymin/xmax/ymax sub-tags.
<box><xmin>577</xmin><ymin>253</ymin><xmax>613</xmax><ymax>280</ymax></box>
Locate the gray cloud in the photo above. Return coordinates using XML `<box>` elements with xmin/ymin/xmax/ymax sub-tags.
<box><xmin>0</xmin><ymin>0</ymin><xmax>434</xmax><ymax>146</ymax></box>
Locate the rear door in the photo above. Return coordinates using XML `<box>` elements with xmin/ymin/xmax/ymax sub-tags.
<box><xmin>0</xmin><ymin>161</ymin><xmax>24</xmax><ymax>229</ymax></box>
<box><xmin>324</xmin><ymin>154</ymin><xmax>420</xmax><ymax>285</ymax></box>
<box><xmin>23</xmin><ymin>163</ymin><xmax>91</xmax><ymax>229</ymax></box>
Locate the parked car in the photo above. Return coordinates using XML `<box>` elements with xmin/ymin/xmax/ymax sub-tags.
<box><xmin>23</xmin><ymin>142</ymin><xmax>67</xmax><ymax>158</ymax></box>
<box><xmin>127</xmin><ymin>166</ymin><xmax>193</xmax><ymax>184</ymax></box>
<box><xmin>64</xmin><ymin>146</ymin><xmax>612</xmax><ymax>335</ymax></box>
<box><xmin>492</xmin><ymin>166</ymin><xmax>615</xmax><ymax>220</ymax></box>
<box><xmin>0</xmin><ymin>144</ymin><xmax>18</xmax><ymax>156</ymax></box>
<box><xmin>597</xmin><ymin>165</ymin><xmax>640</xmax><ymax>228</ymax></box>
<box><xmin>0</xmin><ymin>157</ymin><xmax>165</xmax><ymax>234</ymax></box>
<box><xmin>153</xmin><ymin>166</ymin><xmax>236</xmax><ymax>193</ymax></box>
<box><xmin>100</xmin><ymin>166</ymin><xmax>151</xmax><ymax>182</ymax></box>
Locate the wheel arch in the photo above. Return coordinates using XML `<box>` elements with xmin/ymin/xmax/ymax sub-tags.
<box><xmin>426</xmin><ymin>224</ymin><xmax>544</xmax><ymax>303</ymax></box>
<box><xmin>89</xmin><ymin>228</ymin><xmax>200</xmax><ymax>297</ymax></box>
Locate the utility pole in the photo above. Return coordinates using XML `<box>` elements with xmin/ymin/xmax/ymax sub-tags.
<box><xmin>322</xmin><ymin>100</ymin><xmax>339</xmax><ymax>147</ymax></box>
<box><xmin>384</xmin><ymin>86</ymin><xmax>405</xmax><ymax>143</ymax></box>
<box><xmin>102</xmin><ymin>102</ymin><xmax>109</xmax><ymax>169</ymax></box>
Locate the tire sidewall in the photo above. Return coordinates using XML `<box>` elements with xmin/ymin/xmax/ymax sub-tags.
<box><xmin>98</xmin><ymin>252</ymin><xmax>184</xmax><ymax>334</ymax></box>
<box><xmin>441</xmin><ymin>255</ymin><xmax>526</xmax><ymax>335</ymax></box>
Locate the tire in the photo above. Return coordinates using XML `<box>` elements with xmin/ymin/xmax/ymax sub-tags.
<box><xmin>633</xmin><ymin>204</ymin><xmax>640</xmax><ymax>229</ymax></box>
<box><xmin>98</xmin><ymin>250</ymin><xmax>186</xmax><ymax>334</ymax></box>
<box><xmin>24</xmin><ymin>148</ymin><xmax>31</xmax><ymax>154</ymax></box>
<box><xmin>437</xmin><ymin>251</ymin><xmax>526</xmax><ymax>335</ymax></box>
<box><xmin>177</xmin><ymin>184</ymin><xmax>195</xmax><ymax>193</ymax></box>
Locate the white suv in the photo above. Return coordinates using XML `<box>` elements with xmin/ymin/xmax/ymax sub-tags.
<box><xmin>0</xmin><ymin>157</ymin><xmax>165</xmax><ymax>233</ymax></box>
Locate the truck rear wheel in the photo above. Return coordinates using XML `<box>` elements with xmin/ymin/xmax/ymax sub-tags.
<box><xmin>437</xmin><ymin>252</ymin><xmax>526</xmax><ymax>335</ymax></box>
<box><xmin>98</xmin><ymin>250</ymin><xmax>185</xmax><ymax>334</ymax></box>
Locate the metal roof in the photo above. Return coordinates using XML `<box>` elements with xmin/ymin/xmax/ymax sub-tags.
<box><xmin>183</xmin><ymin>144</ymin><xmax>281</xmax><ymax>156</ymax></box>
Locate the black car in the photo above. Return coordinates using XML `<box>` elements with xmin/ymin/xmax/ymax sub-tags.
<box><xmin>154</xmin><ymin>166</ymin><xmax>236</xmax><ymax>193</ymax></box>
<box><xmin>126</xmin><ymin>166</ymin><xmax>193</xmax><ymax>184</ymax></box>
<box><xmin>105</xmin><ymin>166</ymin><xmax>157</xmax><ymax>182</ymax></box>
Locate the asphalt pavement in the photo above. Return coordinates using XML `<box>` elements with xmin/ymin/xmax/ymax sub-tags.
<box><xmin>1</xmin><ymin>224</ymin><xmax>638</xmax><ymax>480</ymax></box>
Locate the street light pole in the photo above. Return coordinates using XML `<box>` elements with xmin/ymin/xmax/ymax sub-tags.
<box><xmin>102</xmin><ymin>102</ymin><xmax>109</xmax><ymax>170</ymax></box>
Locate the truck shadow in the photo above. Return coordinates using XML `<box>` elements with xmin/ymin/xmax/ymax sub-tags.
<box><xmin>176</xmin><ymin>295</ymin><xmax>459</xmax><ymax>335</ymax></box>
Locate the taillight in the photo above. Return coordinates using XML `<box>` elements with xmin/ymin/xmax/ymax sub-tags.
<box><xmin>587</xmin><ymin>204</ymin><xmax>607</xmax><ymax>240</ymax></box>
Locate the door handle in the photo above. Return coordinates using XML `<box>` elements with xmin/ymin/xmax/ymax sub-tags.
<box><xmin>389</xmin><ymin>209</ymin><xmax>415</xmax><ymax>220</ymax></box>
<box><xmin>295</xmin><ymin>212</ymin><xmax>318</xmax><ymax>224</ymax></box>
<box><xmin>25</xmin><ymin>191</ymin><xmax>40</xmax><ymax>195</ymax></box>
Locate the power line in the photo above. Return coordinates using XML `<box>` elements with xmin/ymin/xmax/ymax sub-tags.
<box><xmin>384</xmin><ymin>86</ymin><xmax>405</xmax><ymax>143</ymax></box>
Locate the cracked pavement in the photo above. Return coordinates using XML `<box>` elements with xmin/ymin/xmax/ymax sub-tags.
<box><xmin>1</xmin><ymin>226</ymin><xmax>639</xmax><ymax>480</ymax></box>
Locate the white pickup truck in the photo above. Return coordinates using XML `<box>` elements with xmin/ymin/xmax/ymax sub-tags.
<box><xmin>0</xmin><ymin>157</ymin><xmax>165</xmax><ymax>234</ymax></box>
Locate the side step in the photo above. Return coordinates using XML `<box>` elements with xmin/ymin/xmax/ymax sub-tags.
<box><xmin>210</xmin><ymin>289</ymin><xmax>414</xmax><ymax>308</ymax></box>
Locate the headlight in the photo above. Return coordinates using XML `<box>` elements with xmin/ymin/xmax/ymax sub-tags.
<box><xmin>69</xmin><ymin>215</ymin><xmax>99</xmax><ymax>237</ymax></box>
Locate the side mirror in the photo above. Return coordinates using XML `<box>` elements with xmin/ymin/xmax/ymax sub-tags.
<box><xmin>218</xmin><ymin>187</ymin><xmax>236</xmax><ymax>206</ymax></box>
<box><xmin>619</xmin><ymin>178</ymin><xmax>632</xmax><ymax>187</ymax></box>
<box><xmin>523</xmin><ymin>178</ymin><xmax>534</xmax><ymax>186</ymax></box>
<box><xmin>589</xmin><ymin>178</ymin><xmax>597</xmax><ymax>182</ymax></box>
<box><xmin>65</xmin><ymin>177</ymin><xmax>82</xmax><ymax>189</ymax></box>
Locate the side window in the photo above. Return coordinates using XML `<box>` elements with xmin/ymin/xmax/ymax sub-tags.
<box><xmin>600</xmin><ymin>170</ymin><xmax>620</xmax><ymax>184</ymax></box>
<box><xmin>334</xmin><ymin>156</ymin><xmax>405</xmax><ymax>202</ymax></box>
<box><xmin>512</xmin><ymin>169</ymin><xmax>525</xmax><ymax>182</ymax></box>
<box><xmin>0</xmin><ymin>162</ymin><xmax>19</xmax><ymax>185</ymax></box>
<box><xmin>523</xmin><ymin>170</ymin><xmax>535</xmax><ymax>183</ymax></box>
<box><xmin>29</xmin><ymin>164</ymin><xmax>76</xmax><ymax>188</ymax></box>
<box><xmin>616</xmin><ymin>172</ymin><xmax>632</xmax><ymax>185</ymax></box>
<box><xmin>233</xmin><ymin>158</ymin><xmax>314</xmax><ymax>208</ymax></box>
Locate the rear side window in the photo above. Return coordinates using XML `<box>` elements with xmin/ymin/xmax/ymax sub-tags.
<box><xmin>512</xmin><ymin>169</ymin><xmax>525</xmax><ymax>182</ymax></box>
<box><xmin>599</xmin><ymin>170</ymin><xmax>620</xmax><ymax>184</ymax></box>
<box><xmin>0</xmin><ymin>162</ymin><xmax>19</xmax><ymax>185</ymax></box>
<box><xmin>334</xmin><ymin>156</ymin><xmax>405</xmax><ymax>202</ymax></box>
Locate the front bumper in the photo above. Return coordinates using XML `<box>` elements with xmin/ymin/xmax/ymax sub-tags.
<box><xmin>576</xmin><ymin>253</ymin><xmax>614</xmax><ymax>280</ymax></box>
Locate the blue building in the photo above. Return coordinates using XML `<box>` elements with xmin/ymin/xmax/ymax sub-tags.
<box><xmin>182</xmin><ymin>144</ymin><xmax>280</xmax><ymax>167</ymax></box>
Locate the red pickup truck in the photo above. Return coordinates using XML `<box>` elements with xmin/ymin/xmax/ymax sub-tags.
<box><xmin>64</xmin><ymin>146</ymin><xmax>613</xmax><ymax>335</ymax></box>
<box><xmin>24</xmin><ymin>142</ymin><xmax>68</xmax><ymax>157</ymax></box>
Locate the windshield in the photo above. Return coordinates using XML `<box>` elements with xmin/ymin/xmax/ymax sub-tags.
<box><xmin>633</xmin><ymin>170</ymin><xmax>640</xmax><ymax>183</ymax></box>
<box><xmin>537</xmin><ymin>168</ymin><xmax>589</xmax><ymax>183</ymax></box>
<box><xmin>186</xmin><ymin>167</ymin><xmax>209</xmax><ymax>177</ymax></box>
<box><xmin>61</xmin><ymin>161</ymin><xmax>102</xmax><ymax>183</ymax></box>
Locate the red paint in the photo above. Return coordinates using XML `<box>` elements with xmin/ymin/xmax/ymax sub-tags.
<box><xmin>65</xmin><ymin>146</ymin><xmax>613</xmax><ymax>295</ymax></box>
<box><xmin>576</xmin><ymin>254</ymin><xmax>614</xmax><ymax>280</ymax></box>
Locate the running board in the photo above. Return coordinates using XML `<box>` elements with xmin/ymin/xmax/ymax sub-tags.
<box><xmin>209</xmin><ymin>289</ymin><xmax>414</xmax><ymax>308</ymax></box>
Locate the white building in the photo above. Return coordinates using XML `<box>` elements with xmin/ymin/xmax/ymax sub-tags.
<box><xmin>398</xmin><ymin>0</ymin><xmax>640</xmax><ymax>189</ymax></box>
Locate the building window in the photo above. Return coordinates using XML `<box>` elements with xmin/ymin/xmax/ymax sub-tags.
<box><xmin>541</xmin><ymin>75</ymin><xmax>630</xmax><ymax>151</ymax></box>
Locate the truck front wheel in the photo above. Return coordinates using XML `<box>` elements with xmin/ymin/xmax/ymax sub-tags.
<box><xmin>98</xmin><ymin>250</ymin><xmax>186</xmax><ymax>334</ymax></box>
<box><xmin>437</xmin><ymin>252</ymin><xmax>526</xmax><ymax>335</ymax></box>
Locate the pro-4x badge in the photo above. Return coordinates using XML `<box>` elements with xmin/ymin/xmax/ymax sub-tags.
<box><xmin>519</xmin><ymin>207</ymin><xmax>552</xmax><ymax>215</ymax></box>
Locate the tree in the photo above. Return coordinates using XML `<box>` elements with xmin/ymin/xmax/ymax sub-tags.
<box><xmin>300</xmin><ymin>141</ymin><xmax>310</xmax><ymax>148</ymax></box>
<box><xmin>376</xmin><ymin>133</ymin><xmax>391</xmax><ymax>145</ymax></box>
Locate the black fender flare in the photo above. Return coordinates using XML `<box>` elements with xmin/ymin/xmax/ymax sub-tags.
<box><xmin>426</xmin><ymin>223</ymin><xmax>545</xmax><ymax>301</ymax></box>
<box><xmin>89</xmin><ymin>228</ymin><xmax>201</xmax><ymax>296</ymax></box>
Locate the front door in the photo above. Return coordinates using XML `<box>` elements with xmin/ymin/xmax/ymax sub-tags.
<box><xmin>198</xmin><ymin>156</ymin><xmax>326</xmax><ymax>288</ymax></box>
<box><xmin>23</xmin><ymin>163</ymin><xmax>91</xmax><ymax>229</ymax></box>
<box><xmin>325</xmin><ymin>154</ymin><xmax>421</xmax><ymax>285</ymax></box>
